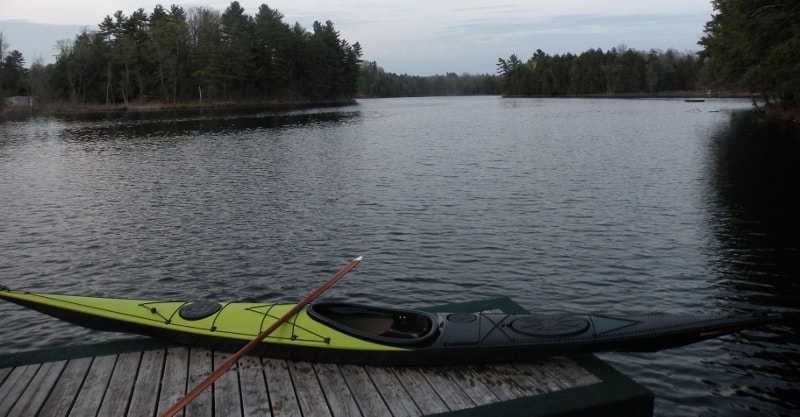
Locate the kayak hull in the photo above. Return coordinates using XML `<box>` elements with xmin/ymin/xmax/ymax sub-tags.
<box><xmin>0</xmin><ymin>288</ymin><xmax>781</xmax><ymax>366</ymax></box>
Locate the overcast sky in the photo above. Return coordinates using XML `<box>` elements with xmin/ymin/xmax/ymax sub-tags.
<box><xmin>1</xmin><ymin>1</ymin><xmax>714</xmax><ymax>75</ymax></box>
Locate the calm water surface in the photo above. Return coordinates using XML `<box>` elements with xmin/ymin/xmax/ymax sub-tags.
<box><xmin>1</xmin><ymin>97</ymin><xmax>798</xmax><ymax>416</ymax></box>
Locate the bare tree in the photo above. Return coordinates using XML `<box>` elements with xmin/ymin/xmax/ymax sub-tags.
<box><xmin>55</xmin><ymin>39</ymin><xmax>78</xmax><ymax>104</ymax></box>
<box><xmin>0</xmin><ymin>31</ymin><xmax>7</xmax><ymax>105</ymax></box>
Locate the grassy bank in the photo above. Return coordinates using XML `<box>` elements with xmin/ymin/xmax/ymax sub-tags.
<box><xmin>1</xmin><ymin>97</ymin><xmax>357</xmax><ymax>118</ymax></box>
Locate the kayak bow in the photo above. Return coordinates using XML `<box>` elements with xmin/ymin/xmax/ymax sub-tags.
<box><xmin>0</xmin><ymin>288</ymin><xmax>781</xmax><ymax>365</ymax></box>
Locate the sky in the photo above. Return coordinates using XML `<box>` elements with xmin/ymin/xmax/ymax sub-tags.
<box><xmin>1</xmin><ymin>1</ymin><xmax>715</xmax><ymax>75</ymax></box>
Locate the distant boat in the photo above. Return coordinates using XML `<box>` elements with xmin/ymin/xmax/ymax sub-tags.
<box><xmin>685</xmin><ymin>99</ymin><xmax>705</xmax><ymax>103</ymax></box>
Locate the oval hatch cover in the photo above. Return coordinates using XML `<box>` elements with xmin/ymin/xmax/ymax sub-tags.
<box><xmin>179</xmin><ymin>301</ymin><xmax>222</xmax><ymax>320</ymax></box>
<box><xmin>510</xmin><ymin>316</ymin><xmax>589</xmax><ymax>337</ymax></box>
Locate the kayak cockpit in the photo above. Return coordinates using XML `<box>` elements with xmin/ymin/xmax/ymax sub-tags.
<box><xmin>307</xmin><ymin>302</ymin><xmax>438</xmax><ymax>346</ymax></box>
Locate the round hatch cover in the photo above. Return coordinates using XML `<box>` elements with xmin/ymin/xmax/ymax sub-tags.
<box><xmin>179</xmin><ymin>301</ymin><xmax>221</xmax><ymax>320</ymax></box>
<box><xmin>511</xmin><ymin>316</ymin><xmax>589</xmax><ymax>337</ymax></box>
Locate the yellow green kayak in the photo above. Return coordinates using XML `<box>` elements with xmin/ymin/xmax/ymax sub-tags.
<box><xmin>0</xmin><ymin>286</ymin><xmax>781</xmax><ymax>365</ymax></box>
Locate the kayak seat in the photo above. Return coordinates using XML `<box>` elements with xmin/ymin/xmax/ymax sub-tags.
<box><xmin>307</xmin><ymin>302</ymin><xmax>438</xmax><ymax>346</ymax></box>
<box><xmin>381</xmin><ymin>313</ymin><xmax>433</xmax><ymax>339</ymax></box>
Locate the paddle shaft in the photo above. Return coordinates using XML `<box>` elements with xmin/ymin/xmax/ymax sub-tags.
<box><xmin>159</xmin><ymin>256</ymin><xmax>362</xmax><ymax>417</ymax></box>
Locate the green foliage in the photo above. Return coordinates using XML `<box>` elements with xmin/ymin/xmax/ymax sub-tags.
<box><xmin>1</xmin><ymin>49</ymin><xmax>28</xmax><ymax>96</ymax></box>
<box><xmin>38</xmin><ymin>2</ymin><xmax>361</xmax><ymax>105</ymax></box>
<box><xmin>700</xmin><ymin>1</ymin><xmax>800</xmax><ymax>107</ymax></box>
<box><xmin>496</xmin><ymin>46</ymin><xmax>700</xmax><ymax>96</ymax></box>
<box><xmin>252</xmin><ymin>5</ymin><xmax>291</xmax><ymax>98</ymax></box>
<box><xmin>149</xmin><ymin>5</ymin><xmax>190</xmax><ymax>103</ymax></box>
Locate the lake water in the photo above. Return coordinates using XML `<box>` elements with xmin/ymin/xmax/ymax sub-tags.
<box><xmin>1</xmin><ymin>97</ymin><xmax>798</xmax><ymax>416</ymax></box>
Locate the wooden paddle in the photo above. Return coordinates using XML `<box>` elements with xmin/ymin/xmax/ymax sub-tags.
<box><xmin>159</xmin><ymin>256</ymin><xmax>363</xmax><ymax>417</ymax></box>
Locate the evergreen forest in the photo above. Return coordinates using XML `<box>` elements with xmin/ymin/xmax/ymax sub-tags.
<box><xmin>1</xmin><ymin>1</ymin><xmax>798</xmax><ymax>115</ymax></box>
<box><xmin>1</xmin><ymin>2</ymin><xmax>363</xmax><ymax>106</ymax></box>
<box><xmin>495</xmin><ymin>47</ymin><xmax>700</xmax><ymax>96</ymax></box>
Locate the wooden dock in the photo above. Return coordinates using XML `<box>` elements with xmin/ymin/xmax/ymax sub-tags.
<box><xmin>0</xmin><ymin>297</ymin><xmax>653</xmax><ymax>417</ymax></box>
<box><xmin>0</xmin><ymin>346</ymin><xmax>612</xmax><ymax>417</ymax></box>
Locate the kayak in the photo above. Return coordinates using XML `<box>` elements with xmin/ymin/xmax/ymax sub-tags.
<box><xmin>0</xmin><ymin>287</ymin><xmax>781</xmax><ymax>366</ymax></box>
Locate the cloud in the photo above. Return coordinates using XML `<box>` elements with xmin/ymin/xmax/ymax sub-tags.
<box><xmin>1</xmin><ymin>20</ymin><xmax>87</xmax><ymax>63</ymax></box>
<box><xmin>362</xmin><ymin>13</ymin><xmax>705</xmax><ymax>74</ymax></box>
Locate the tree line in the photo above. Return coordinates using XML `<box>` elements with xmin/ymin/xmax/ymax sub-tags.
<box><xmin>358</xmin><ymin>61</ymin><xmax>499</xmax><ymax>97</ymax></box>
<box><xmin>2</xmin><ymin>2</ymin><xmax>362</xmax><ymax>107</ymax></box>
<box><xmin>496</xmin><ymin>46</ymin><xmax>700</xmax><ymax>96</ymax></box>
<box><xmin>2</xmin><ymin>1</ymin><xmax>797</xmax><ymax>107</ymax></box>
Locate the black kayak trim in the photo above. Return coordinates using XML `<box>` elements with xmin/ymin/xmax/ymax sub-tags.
<box><xmin>306</xmin><ymin>301</ymin><xmax>781</xmax><ymax>365</ymax></box>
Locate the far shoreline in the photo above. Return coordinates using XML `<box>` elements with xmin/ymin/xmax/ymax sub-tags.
<box><xmin>498</xmin><ymin>90</ymin><xmax>750</xmax><ymax>99</ymax></box>
<box><xmin>6</xmin><ymin>93</ymin><xmax>795</xmax><ymax>124</ymax></box>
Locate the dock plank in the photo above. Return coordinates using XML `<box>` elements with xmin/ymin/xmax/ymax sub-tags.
<box><xmin>0</xmin><ymin>364</ymin><xmax>39</xmax><ymax>415</ymax></box>
<box><xmin>69</xmin><ymin>354</ymin><xmax>117</xmax><ymax>416</ymax></box>
<box><xmin>156</xmin><ymin>347</ymin><xmax>189</xmax><ymax>417</ymax></box>
<box><xmin>313</xmin><ymin>363</ymin><xmax>361</xmax><ymax>417</ymax></box>
<box><xmin>264</xmin><ymin>358</ymin><xmax>303</xmax><ymax>417</ymax></box>
<box><xmin>128</xmin><ymin>348</ymin><xmax>166</xmax><ymax>417</ymax></box>
<box><xmin>238</xmin><ymin>356</ymin><xmax>272</xmax><ymax>417</ymax></box>
<box><xmin>213</xmin><ymin>351</ymin><xmax>243</xmax><ymax>417</ymax></box>
<box><xmin>7</xmin><ymin>361</ymin><xmax>66</xmax><ymax>417</ymax></box>
<box><xmin>466</xmin><ymin>364</ymin><xmax>529</xmax><ymax>402</ymax></box>
<box><xmin>339</xmin><ymin>365</ymin><xmax>392</xmax><ymax>416</ymax></box>
<box><xmin>0</xmin><ymin>367</ymin><xmax>11</xmax><ymax>385</ymax></box>
<box><xmin>287</xmin><ymin>360</ymin><xmax>332</xmax><ymax>417</ymax></box>
<box><xmin>420</xmin><ymin>367</ymin><xmax>477</xmax><ymax>412</ymax></box>
<box><xmin>484</xmin><ymin>362</ymin><xmax>548</xmax><ymax>396</ymax></box>
<box><xmin>549</xmin><ymin>356</ymin><xmax>602</xmax><ymax>386</ymax></box>
<box><xmin>391</xmin><ymin>367</ymin><xmax>449</xmax><ymax>415</ymax></box>
<box><xmin>519</xmin><ymin>360</ymin><xmax>569</xmax><ymax>392</ymax></box>
<box><xmin>97</xmin><ymin>351</ymin><xmax>142</xmax><ymax>417</ymax></box>
<box><xmin>363</xmin><ymin>366</ymin><xmax>421</xmax><ymax>417</ymax></box>
<box><xmin>186</xmin><ymin>348</ymin><xmax>213</xmax><ymax>417</ymax></box>
<box><xmin>448</xmin><ymin>366</ymin><xmax>500</xmax><ymax>406</ymax></box>
<box><xmin>37</xmin><ymin>357</ymin><xmax>92</xmax><ymax>417</ymax></box>
<box><xmin>538</xmin><ymin>359</ymin><xmax>585</xmax><ymax>390</ymax></box>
